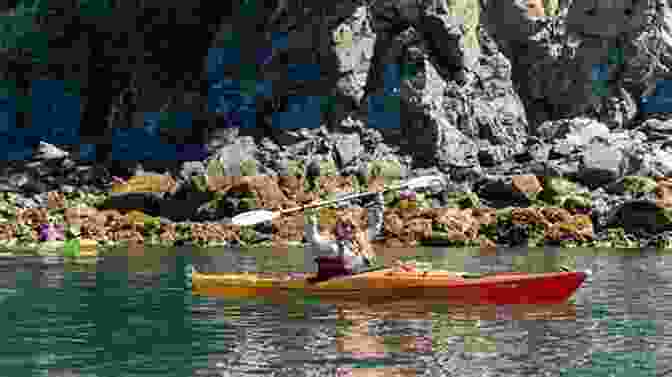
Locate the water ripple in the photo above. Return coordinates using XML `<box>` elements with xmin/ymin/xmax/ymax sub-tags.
<box><xmin>0</xmin><ymin>249</ymin><xmax>670</xmax><ymax>376</ymax></box>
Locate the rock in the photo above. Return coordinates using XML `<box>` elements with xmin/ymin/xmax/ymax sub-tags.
<box><xmin>34</xmin><ymin>142</ymin><xmax>69</xmax><ymax>161</ymax></box>
<box><xmin>646</xmin><ymin>149</ymin><xmax>672</xmax><ymax>177</ymax></box>
<box><xmin>98</xmin><ymin>192</ymin><xmax>165</xmax><ymax>217</ymax></box>
<box><xmin>179</xmin><ymin>161</ymin><xmax>206</xmax><ymax>182</ymax></box>
<box><xmin>333</xmin><ymin>133</ymin><xmax>363</xmax><ymax>168</ymax></box>
<box><xmin>213</xmin><ymin>138</ymin><xmax>258</xmax><ymax>177</ymax></box>
<box><xmin>416</xmin><ymin>13</ymin><xmax>468</xmax><ymax>84</ymax></box>
<box><xmin>657</xmin><ymin>177</ymin><xmax>672</xmax><ymax>209</ymax></box>
<box><xmin>477</xmin><ymin>177</ymin><xmax>530</xmax><ymax>208</ymax></box>
<box><xmin>3</xmin><ymin>0</ymin><xmax>672</xmax><ymax>249</ymax></box>
<box><xmin>577</xmin><ymin>143</ymin><xmax>625</xmax><ymax>189</ymax></box>
<box><xmin>605</xmin><ymin>200</ymin><xmax>668</xmax><ymax>235</ymax></box>
<box><xmin>435</xmin><ymin>118</ymin><xmax>479</xmax><ymax>168</ymax></box>
<box><xmin>565</xmin><ymin>120</ymin><xmax>611</xmax><ymax>147</ymax></box>
<box><xmin>605</xmin><ymin>176</ymin><xmax>658</xmax><ymax>196</ymax></box>
<box><xmin>511</xmin><ymin>175</ymin><xmax>542</xmax><ymax>194</ymax></box>
<box><xmin>526</xmin><ymin>0</ymin><xmax>544</xmax><ymax>17</ymax></box>
<box><xmin>639</xmin><ymin>118</ymin><xmax>672</xmax><ymax>139</ymax></box>
<box><xmin>64</xmin><ymin>207</ymin><xmax>99</xmax><ymax>225</ymax></box>
<box><xmin>110</xmin><ymin>174</ymin><xmax>177</xmax><ymax>194</ymax></box>
<box><xmin>548</xmin><ymin>140</ymin><xmax>576</xmax><ymax>159</ymax></box>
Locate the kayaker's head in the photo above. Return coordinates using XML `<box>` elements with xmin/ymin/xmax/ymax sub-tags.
<box><xmin>399</xmin><ymin>190</ymin><xmax>417</xmax><ymax>201</ymax></box>
<box><xmin>335</xmin><ymin>219</ymin><xmax>354</xmax><ymax>241</ymax></box>
<box><xmin>306</xmin><ymin>158</ymin><xmax>321</xmax><ymax>179</ymax></box>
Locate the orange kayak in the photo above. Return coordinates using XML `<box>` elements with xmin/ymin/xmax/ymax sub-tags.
<box><xmin>189</xmin><ymin>267</ymin><xmax>589</xmax><ymax>305</ymax></box>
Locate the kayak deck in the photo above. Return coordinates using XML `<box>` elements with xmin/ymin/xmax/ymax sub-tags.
<box><xmin>190</xmin><ymin>268</ymin><xmax>588</xmax><ymax>305</ymax></box>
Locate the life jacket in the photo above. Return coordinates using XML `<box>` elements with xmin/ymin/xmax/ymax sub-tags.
<box><xmin>311</xmin><ymin>241</ymin><xmax>370</xmax><ymax>282</ymax></box>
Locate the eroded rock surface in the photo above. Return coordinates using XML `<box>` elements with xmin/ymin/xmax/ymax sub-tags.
<box><xmin>3</xmin><ymin>0</ymin><xmax>672</xmax><ymax>251</ymax></box>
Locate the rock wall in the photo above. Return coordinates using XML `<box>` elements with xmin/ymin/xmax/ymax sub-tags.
<box><xmin>4</xmin><ymin>0</ymin><xmax>672</xmax><ymax>249</ymax></box>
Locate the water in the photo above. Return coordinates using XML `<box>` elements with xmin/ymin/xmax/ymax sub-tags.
<box><xmin>0</xmin><ymin>246</ymin><xmax>668</xmax><ymax>377</ymax></box>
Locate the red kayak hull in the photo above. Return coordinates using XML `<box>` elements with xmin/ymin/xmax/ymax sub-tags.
<box><xmin>191</xmin><ymin>269</ymin><xmax>588</xmax><ymax>305</ymax></box>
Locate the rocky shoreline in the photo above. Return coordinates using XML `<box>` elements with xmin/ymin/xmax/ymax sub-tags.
<box><xmin>2</xmin><ymin>141</ymin><xmax>672</xmax><ymax>257</ymax></box>
<box><xmin>4</xmin><ymin>0</ymin><xmax>672</xmax><ymax>257</ymax></box>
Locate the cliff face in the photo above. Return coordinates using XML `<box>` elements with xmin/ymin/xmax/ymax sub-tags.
<box><xmin>1</xmin><ymin>0</ymin><xmax>672</xmax><ymax>178</ymax></box>
<box><xmin>5</xmin><ymin>1</ymin><xmax>672</xmax><ymax>250</ymax></box>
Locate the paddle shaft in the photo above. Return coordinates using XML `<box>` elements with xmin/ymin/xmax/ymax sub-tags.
<box><xmin>276</xmin><ymin>182</ymin><xmax>408</xmax><ymax>217</ymax></box>
<box><xmin>231</xmin><ymin>174</ymin><xmax>444</xmax><ymax>225</ymax></box>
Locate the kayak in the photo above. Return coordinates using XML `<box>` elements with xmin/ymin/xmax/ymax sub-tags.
<box><xmin>190</xmin><ymin>267</ymin><xmax>589</xmax><ymax>305</ymax></box>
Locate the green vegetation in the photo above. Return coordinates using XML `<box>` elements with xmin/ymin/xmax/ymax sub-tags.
<box><xmin>445</xmin><ymin>191</ymin><xmax>480</xmax><ymax>209</ymax></box>
<box><xmin>527</xmin><ymin>223</ymin><xmax>546</xmax><ymax>247</ymax></box>
<box><xmin>191</xmin><ymin>175</ymin><xmax>208</xmax><ymax>192</ymax></box>
<box><xmin>238</xmin><ymin>225</ymin><xmax>257</xmax><ymax>246</ymax></box>
<box><xmin>445</xmin><ymin>0</ymin><xmax>480</xmax><ymax>50</ymax></box>
<box><xmin>319</xmin><ymin>158</ymin><xmax>338</xmax><ymax>177</ymax></box>
<box><xmin>308</xmin><ymin>157</ymin><xmax>339</xmax><ymax>193</ymax></box>
<box><xmin>539</xmin><ymin>177</ymin><xmax>577</xmax><ymax>203</ymax></box>
<box><xmin>561</xmin><ymin>193</ymin><xmax>592</xmax><ymax>210</ymax></box>
<box><xmin>368</xmin><ymin>159</ymin><xmax>402</xmax><ymax>181</ymax></box>
<box><xmin>238</xmin><ymin>192</ymin><xmax>257</xmax><ymax>210</ymax></box>
<box><xmin>206</xmin><ymin>158</ymin><xmax>225</xmax><ymax>178</ymax></box>
<box><xmin>544</xmin><ymin>0</ymin><xmax>560</xmax><ymax>16</ymax></box>
<box><xmin>287</xmin><ymin>159</ymin><xmax>305</xmax><ymax>177</ymax></box>
<box><xmin>332</xmin><ymin>25</ymin><xmax>353</xmax><ymax>48</ymax></box>
<box><xmin>240</xmin><ymin>159</ymin><xmax>258</xmax><ymax>176</ymax></box>
<box><xmin>622</xmin><ymin>176</ymin><xmax>657</xmax><ymax>194</ymax></box>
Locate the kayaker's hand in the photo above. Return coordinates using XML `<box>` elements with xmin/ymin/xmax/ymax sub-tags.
<box><xmin>393</xmin><ymin>260</ymin><xmax>416</xmax><ymax>272</ymax></box>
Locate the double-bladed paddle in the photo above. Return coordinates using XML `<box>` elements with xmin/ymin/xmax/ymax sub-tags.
<box><xmin>230</xmin><ymin>174</ymin><xmax>446</xmax><ymax>226</ymax></box>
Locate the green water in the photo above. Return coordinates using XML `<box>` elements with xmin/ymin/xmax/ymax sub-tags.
<box><xmin>0</xmin><ymin>246</ymin><xmax>665</xmax><ymax>377</ymax></box>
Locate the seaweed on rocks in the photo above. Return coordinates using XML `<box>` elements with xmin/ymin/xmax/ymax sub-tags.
<box><xmin>497</xmin><ymin>222</ymin><xmax>530</xmax><ymax>247</ymax></box>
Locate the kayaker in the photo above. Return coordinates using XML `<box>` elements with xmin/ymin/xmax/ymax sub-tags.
<box><xmin>305</xmin><ymin>190</ymin><xmax>417</xmax><ymax>282</ymax></box>
<box><xmin>305</xmin><ymin>192</ymin><xmax>386</xmax><ymax>282</ymax></box>
<box><xmin>305</xmin><ymin>211</ymin><xmax>371</xmax><ymax>282</ymax></box>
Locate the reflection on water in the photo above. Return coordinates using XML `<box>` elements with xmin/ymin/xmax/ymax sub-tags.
<box><xmin>0</xmin><ymin>247</ymin><xmax>668</xmax><ymax>377</ymax></box>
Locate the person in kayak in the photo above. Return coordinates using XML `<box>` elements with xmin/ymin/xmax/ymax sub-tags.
<box><xmin>305</xmin><ymin>191</ymin><xmax>417</xmax><ymax>282</ymax></box>
<box><xmin>304</xmin><ymin>192</ymin><xmax>384</xmax><ymax>282</ymax></box>
<box><xmin>305</xmin><ymin>212</ymin><xmax>370</xmax><ymax>282</ymax></box>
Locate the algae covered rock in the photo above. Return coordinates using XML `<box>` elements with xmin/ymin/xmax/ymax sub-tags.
<box><xmin>622</xmin><ymin>176</ymin><xmax>657</xmax><ymax>194</ymax></box>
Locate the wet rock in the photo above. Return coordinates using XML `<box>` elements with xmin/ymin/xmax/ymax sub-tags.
<box><xmin>565</xmin><ymin>120</ymin><xmax>611</xmax><ymax>147</ymax></box>
<box><xmin>512</xmin><ymin>175</ymin><xmax>542</xmax><ymax>194</ymax></box>
<box><xmin>32</xmin><ymin>142</ymin><xmax>69</xmax><ymax>162</ymax></box>
<box><xmin>5</xmin><ymin>0</ymin><xmax>672</xmax><ymax>250</ymax></box>
<box><xmin>606</xmin><ymin>176</ymin><xmax>658</xmax><ymax>196</ymax></box>
<box><xmin>64</xmin><ymin>207</ymin><xmax>99</xmax><ymax>226</ymax></box>
<box><xmin>179</xmin><ymin>161</ymin><xmax>206</xmax><ymax>182</ymax></box>
<box><xmin>435</xmin><ymin>119</ymin><xmax>480</xmax><ymax>169</ymax></box>
<box><xmin>604</xmin><ymin>200</ymin><xmax>670</xmax><ymax>235</ymax></box>
<box><xmin>212</xmin><ymin>137</ymin><xmax>258</xmax><ymax>177</ymax></box>
<box><xmin>638</xmin><ymin>118</ymin><xmax>672</xmax><ymax>140</ymax></box>
<box><xmin>98</xmin><ymin>192</ymin><xmax>164</xmax><ymax>217</ymax></box>
<box><xmin>577</xmin><ymin>143</ymin><xmax>625</xmax><ymax>189</ymax></box>
<box><xmin>657</xmin><ymin>177</ymin><xmax>672</xmax><ymax>209</ymax></box>
<box><xmin>477</xmin><ymin>177</ymin><xmax>531</xmax><ymax>208</ymax></box>
<box><xmin>645</xmin><ymin>149</ymin><xmax>672</xmax><ymax>176</ymax></box>
<box><xmin>333</xmin><ymin>133</ymin><xmax>363</xmax><ymax>168</ymax></box>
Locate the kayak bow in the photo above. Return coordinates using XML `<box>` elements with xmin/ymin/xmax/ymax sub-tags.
<box><xmin>190</xmin><ymin>267</ymin><xmax>589</xmax><ymax>305</ymax></box>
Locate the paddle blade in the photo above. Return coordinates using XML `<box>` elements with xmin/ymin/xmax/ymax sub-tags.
<box><xmin>231</xmin><ymin>210</ymin><xmax>276</xmax><ymax>226</ymax></box>
<box><xmin>401</xmin><ymin>175</ymin><xmax>446</xmax><ymax>191</ymax></box>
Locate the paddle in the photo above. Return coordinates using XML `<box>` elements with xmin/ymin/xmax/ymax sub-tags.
<box><xmin>230</xmin><ymin>174</ymin><xmax>446</xmax><ymax>226</ymax></box>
